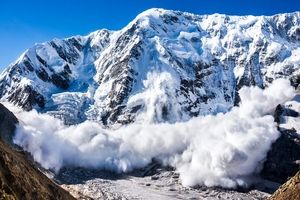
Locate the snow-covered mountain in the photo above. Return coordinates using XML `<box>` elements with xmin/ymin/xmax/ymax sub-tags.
<box><xmin>0</xmin><ymin>8</ymin><xmax>300</xmax><ymax>126</ymax></box>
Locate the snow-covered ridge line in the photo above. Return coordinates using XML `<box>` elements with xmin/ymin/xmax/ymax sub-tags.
<box><xmin>0</xmin><ymin>8</ymin><xmax>299</xmax><ymax>125</ymax></box>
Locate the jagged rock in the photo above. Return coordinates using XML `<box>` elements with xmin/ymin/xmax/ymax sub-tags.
<box><xmin>0</xmin><ymin>104</ymin><xmax>18</xmax><ymax>146</ymax></box>
<box><xmin>261</xmin><ymin>130</ymin><xmax>300</xmax><ymax>183</ymax></box>
<box><xmin>268</xmin><ymin>171</ymin><xmax>300</xmax><ymax>200</ymax></box>
<box><xmin>0</xmin><ymin>104</ymin><xmax>75</xmax><ymax>200</ymax></box>
<box><xmin>261</xmin><ymin>104</ymin><xmax>300</xmax><ymax>183</ymax></box>
<box><xmin>7</xmin><ymin>85</ymin><xmax>45</xmax><ymax>111</ymax></box>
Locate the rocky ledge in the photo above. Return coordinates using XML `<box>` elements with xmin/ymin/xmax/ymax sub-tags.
<box><xmin>0</xmin><ymin>104</ymin><xmax>75</xmax><ymax>200</ymax></box>
<box><xmin>268</xmin><ymin>171</ymin><xmax>300</xmax><ymax>200</ymax></box>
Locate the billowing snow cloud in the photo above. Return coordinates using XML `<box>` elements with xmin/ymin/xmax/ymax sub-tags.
<box><xmin>6</xmin><ymin>78</ymin><xmax>295</xmax><ymax>188</ymax></box>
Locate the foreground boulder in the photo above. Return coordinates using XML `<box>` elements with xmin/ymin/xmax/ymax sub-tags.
<box><xmin>0</xmin><ymin>103</ymin><xmax>75</xmax><ymax>200</ymax></box>
<box><xmin>268</xmin><ymin>171</ymin><xmax>300</xmax><ymax>200</ymax></box>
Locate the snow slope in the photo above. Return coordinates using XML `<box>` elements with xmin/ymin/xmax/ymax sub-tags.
<box><xmin>0</xmin><ymin>8</ymin><xmax>300</xmax><ymax>126</ymax></box>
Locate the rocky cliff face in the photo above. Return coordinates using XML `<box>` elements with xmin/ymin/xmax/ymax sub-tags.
<box><xmin>268</xmin><ymin>171</ymin><xmax>300</xmax><ymax>200</ymax></box>
<box><xmin>261</xmin><ymin>97</ymin><xmax>300</xmax><ymax>183</ymax></box>
<box><xmin>0</xmin><ymin>104</ymin><xmax>18</xmax><ymax>146</ymax></box>
<box><xmin>0</xmin><ymin>104</ymin><xmax>75</xmax><ymax>200</ymax></box>
<box><xmin>0</xmin><ymin>9</ymin><xmax>299</xmax><ymax>126</ymax></box>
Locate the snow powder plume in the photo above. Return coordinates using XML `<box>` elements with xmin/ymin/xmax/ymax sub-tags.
<box><xmin>7</xmin><ymin>78</ymin><xmax>295</xmax><ymax>188</ymax></box>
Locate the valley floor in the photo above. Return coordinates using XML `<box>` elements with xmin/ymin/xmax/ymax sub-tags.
<box><xmin>56</xmin><ymin>165</ymin><xmax>278</xmax><ymax>200</ymax></box>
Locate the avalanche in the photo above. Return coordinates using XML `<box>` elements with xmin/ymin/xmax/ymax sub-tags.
<box><xmin>8</xmin><ymin>78</ymin><xmax>295</xmax><ymax>188</ymax></box>
<box><xmin>0</xmin><ymin>8</ymin><xmax>299</xmax><ymax>189</ymax></box>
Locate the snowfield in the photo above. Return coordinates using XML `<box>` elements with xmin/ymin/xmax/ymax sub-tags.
<box><xmin>0</xmin><ymin>8</ymin><xmax>299</xmax><ymax>126</ymax></box>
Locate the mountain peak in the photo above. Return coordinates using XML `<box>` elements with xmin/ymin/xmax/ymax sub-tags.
<box><xmin>0</xmin><ymin>9</ymin><xmax>299</xmax><ymax>125</ymax></box>
<box><xmin>135</xmin><ymin>8</ymin><xmax>172</xmax><ymax>19</ymax></box>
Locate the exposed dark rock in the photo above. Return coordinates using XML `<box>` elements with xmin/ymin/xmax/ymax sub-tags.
<box><xmin>49</xmin><ymin>41</ymin><xmax>80</xmax><ymax>64</ymax></box>
<box><xmin>274</xmin><ymin>104</ymin><xmax>299</xmax><ymax>123</ymax></box>
<box><xmin>0</xmin><ymin>104</ymin><xmax>75</xmax><ymax>200</ymax></box>
<box><xmin>50</xmin><ymin>63</ymin><xmax>72</xmax><ymax>90</ymax></box>
<box><xmin>0</xmin><ymin>104</ymin><xmax>18</xmax><ymax>146</ymax></box>
<box><xmin>261</xmin><ymin>102</ymin><xmax>300</xmax><ymax>185</ymax></box>
<box><xmin>7</xmin><ymin>85</ymin><xmax>45</xmax><ymax>111</ymax></box>
<box><xmin>261</xmin><ymin>129</ymin><xmax>300</xmax><ymax>184</ymax></box>
<box><xmin>64</xmin><ymin>64</ymin><xmax>72</xmax><ymax>74</ymax></box>
<box><xmin>22</xmin><ymin>56</ymin><xmax>34</xmax><ymax>72</ymax></box>
<box><xmin>67</xmin><ymin>38</ymin><xmax>83</xmax><ymax>52</ymax></box>
<box><xmin>162</xmin><ymin>14</ymin><xmax>179</xmax><ymax>24</ymax></box>
<box><xmin>36</xmin><ymin>54</ymin><xmax>49</xmax><ymax>67</ymax></box>
<box><xmin>274</xmin><ymin>104</ymin><xmax>285</xmax><ymax>123</ymax></box>
<box><xmin>36</xmin><ymin>68</ymin><xmax>50</xmax><ymax>82</ymax></box>
<box><xmin>105</xmin><ymin>75</ymin><xmax>134</xmax><ymax>124</ymax></box>
<box><xmin>51</xmin><ymin>73</ymin><xmax>70</xmax><ymax>90</ymax></box>
<box><xmin>290</xmin><ymin>74</ymin><xmax>300</xmax><ymax>89</ymax></box>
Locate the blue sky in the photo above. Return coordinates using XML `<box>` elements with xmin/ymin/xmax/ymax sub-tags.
<box><xmin>1</xmin><ymin>0</ymin><xmax>299</xmax><ymax>71</ymax></box>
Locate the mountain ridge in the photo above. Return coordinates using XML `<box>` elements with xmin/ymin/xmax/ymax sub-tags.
<box><xmin>1</xmin><ymin>8</ymin><xmax>300</xmax><ymax>199</ymax></box>
<box><xmin>0</xmin><ymin>8</ymin><xmax>299</xmax><ymax>126</ymax></box>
